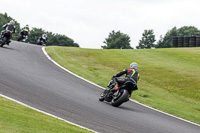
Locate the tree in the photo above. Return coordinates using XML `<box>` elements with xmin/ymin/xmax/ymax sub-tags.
<box><xmin>156</xmin><ymin>27</ymin><xmax>177</xmax><ymax>48</ymax></box>
<box><xmin>177</xmin><ymin>26</ymin><xmax>200</xmax><ymax>36</ymax></box>
<box><xmin>26</xmin><ymin>28</ymin><xmax>79</xmax><ymax>47</ymax></box>
<box><xmin>155</xmin><ymin>35</ymin><xmax>164</xmax><ymax>48</ymax></box>
<box><xmin>156</xmin><ymin>26</ymin><xmax>200</xmax><ymax>48</ymax></box>
<box><xmin>102</xmin><ymin>30</ymin><xmax>132</xmax><ymax>49</ymax></box>
<box><xmin>137</xmin><ymin>30</ymin><xmax>156</xmax><ymax>49</ymax></box>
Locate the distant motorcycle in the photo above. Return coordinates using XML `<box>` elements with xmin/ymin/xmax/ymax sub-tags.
<box><xmin>0</xmin><ymin>30</ymin><xmax>12</xmax><ymax>47</ymax></box>
<box><xmin>17</xmin><ymin>31</ymin><xmax>28</xmax><ymax>41</ymax></box>
<box><xmin>37</xmin><ymin>37</ymin><xmax>46</xmax><ymax>46</ymax></box>
<box><xmin>99</xmin><ymin>77</ymin><xmax>136</xmax><ymax>107</ymax></box>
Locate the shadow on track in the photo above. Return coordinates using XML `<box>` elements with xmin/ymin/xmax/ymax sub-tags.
<box><xmin>118</xmin><ymin>105</ymin><xmax>144</xmax><ymax>113</ymax></box>
<box><xmin>100</xmin><ymin>100</ymin><xmax>144</xmax><ymax>113</ymax></box>
<box><xmin>0</xmin><ymin>46</ymin><xmax>15</xmax><ymax>50</ymax></box>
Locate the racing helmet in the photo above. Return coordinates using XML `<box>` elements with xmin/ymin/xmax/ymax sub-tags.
<box><xmin>43</xmin><ymin>33</ymin><xmax>47</xmax><ymax>37</ymax></box>
<box><xmin>10</xmin><ymin>20</ymin><xmax>15</xmax><ymax>25</ymax></box>
<box><xmin>130</xmin><ymin>62</ymin><xmax>138</xmax><ymax>69</ymax></box>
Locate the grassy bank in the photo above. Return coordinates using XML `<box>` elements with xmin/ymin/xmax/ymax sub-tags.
<box><xmin>46</xmin><ymin>46</ymin><xmax>200</xmax><ymax>124</ymax></box>
<box><xmin>0</xmin><ymin>96</ymin><xmax>93</xmax><ymax>133</ymax></box>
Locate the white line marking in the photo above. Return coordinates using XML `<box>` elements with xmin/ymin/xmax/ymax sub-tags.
<box><xmin>0</xmin><ymin>94</ymin><xmax>97</xmax><ymax>133</ymax></box>
<box><xmin>42</xmin><ymin>46</ymin><xmax>200</xmax><ymax>127</ymax></box>
<box><xmin>42</xmin><ymin>47</ymin><xmax>104</xmax><ymax>89</ymax></box>
<box><xmin>129</xmin><ymin>99</ymin><xmax>200</xmax><ymax>127</ymax></box>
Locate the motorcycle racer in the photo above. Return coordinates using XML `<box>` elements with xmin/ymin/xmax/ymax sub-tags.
<box><xmin>17</xmin><ymin>25</ymin><xmax>29</xmax><ymax>41</ymax></box>
<box><xmin>0</xmin><ymin>20</ymin><xmax>16</xmax><ymax>45</ymax></box>
<box><xmin>107</xmin><ymin>62</ymin><xmax>139</xmax><ymax>97</ymax></box>
<box><xmin>37</xmin><ymin>33</ymin><xmax>48</xmax><ymax>45</ymax></box>
<box><xmin>21</xmin><ymin>25</ymin><xmax>29</xmax><ymax>36</ymax></box>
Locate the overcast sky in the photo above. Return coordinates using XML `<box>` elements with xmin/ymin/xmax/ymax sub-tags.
<box><xmin>1</xmin><ymin>0</ymin><xmax>200</xmax><ymax>48</ymax></box>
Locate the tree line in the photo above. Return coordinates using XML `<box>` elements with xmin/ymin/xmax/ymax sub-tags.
<box><xmin>103</xmin><ymin>26</ymin><xmax>200</xmax><ymax>49</ymax></box>
<box><xmin>0</xmin><ymin>13</ymin><xmax>79</xmax><ymax>47</ymax></box>
<box><xmin>1</xmin><ymin>13</ymin><xmax>200</xmax><ymax>49</ymax></box>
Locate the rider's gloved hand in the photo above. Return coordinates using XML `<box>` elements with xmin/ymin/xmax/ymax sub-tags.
<box><xmin>112</xmin><ymin>75</ymin><xmax>116</xmax><ymax>79</ymax></box>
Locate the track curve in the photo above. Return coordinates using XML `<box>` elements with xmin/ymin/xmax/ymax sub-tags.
<box><xmin>0</xmin><ymin>41</ymin><xmax>199</xmax><ymax>133</ymax></box>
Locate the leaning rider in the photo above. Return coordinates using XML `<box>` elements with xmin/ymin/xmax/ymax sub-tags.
<box><xmin>107</xmin><ymin>62</ymin><xmax>139</xmax><ymax>98</ymax></box>
<box><xmin>0</xmin><ymin>20</ymin><xmax>16</xmax><ymax>45</ymax></box>
<box><xmin>21</xmin><ymin>25</ymin><xmax>29</xmax><ymax>36</ymax></box>
<box><xmin>39</xmin><ymin>33</ymin><xmax>48</xmax><ymax>43</ymax></box>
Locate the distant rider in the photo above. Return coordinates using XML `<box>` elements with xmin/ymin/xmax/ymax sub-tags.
<box><xmin>0</xmin><ymin>20</ymin><xmax>16</xmax><ymax>45</ymax></box>
<box><xmin>107</xmin><ymin>62</ymin><xmax>139</xmax><ymax>98</ymax></box>
<box><xmin>20</xmin><ymin>25</ymin><xmax>29</xmax><ymax>37</ymax></box>
<box><xmin>38</xmin><ymin>33</ymin><xmax>48</xmax><ymax>45</ymax></box>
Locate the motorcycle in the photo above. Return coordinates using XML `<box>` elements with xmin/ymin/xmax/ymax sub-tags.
<box><xmin>0</xmin><ymin>30</ymin><xmax>12</xmax><ymax>47</ymax></box>
<box><xmin>37</xmin><ymin>37</ymin><xmax>46</xmax><ymax>46</ymax></box>
<box><xmin>99</xmin><ymin>77</ymin><xmax>137</xmax><ymax>107</ymax></box>
<box><xmin>17</xmin><ymin>31</ymin><xmax>28</xmax><ymax>41</ymax></box>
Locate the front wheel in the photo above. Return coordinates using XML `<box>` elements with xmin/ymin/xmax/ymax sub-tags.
<box><xmin>111</xmin><ymin>89</ymin><xmax>129</xmax><ymax>107</ymax></box>
<box><xmin>99</xmin><ymin>90</ymin><xmax>107</xmax><ymax>101</ymax></box>
<box><xmin>99</xmin><ymin>95</ymin><xmax>105</xmax><ymax>101</ymax></box>
<box><xmin>0</xmin><ymin>37</ymin><xmax>7</xmax><ymax>47</ymax></box>
<box><xmin>17</xmin><ymin>35</ymin><xmax>23</xmax><ymax>41</ymax></box>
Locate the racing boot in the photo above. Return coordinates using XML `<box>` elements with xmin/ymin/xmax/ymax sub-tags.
<box><xmin>7</xmin><ymin>40</ymin><xmax>11</xmax><ymax>45</ymax></box>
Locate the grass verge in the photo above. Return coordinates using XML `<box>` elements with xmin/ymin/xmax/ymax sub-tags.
<box><xmin>0</xmin><ymin>96</ymin><xmax>93</xmax><ymax>133</ymax></box>
<box><xmin>46</xmin><ymin>46</ymin><xmax>200</xmax><ymax>125</ymax></box>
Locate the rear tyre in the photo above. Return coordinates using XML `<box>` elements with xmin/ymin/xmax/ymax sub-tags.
<box><xmin>111</xmin><ymin>89</ymin><xmax>129</xmax><ymax>107</ymax></box>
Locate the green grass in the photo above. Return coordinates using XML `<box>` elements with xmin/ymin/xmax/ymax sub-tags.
<box><xmin>46</xmin><ymin>46</ymin><xmax>200</xmax><ymax>125</ymax></box>
<box><xmin>0</xmin><ymin>96</ymin><xmax>93</xmax><ymax>133</ymax></box>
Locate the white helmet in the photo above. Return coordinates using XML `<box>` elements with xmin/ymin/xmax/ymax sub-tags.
<box><xmin>10</xmin><ymin>20</ymin><xmax>15</xmax><ymax>25</ymax></box>
<box><xmin>43</xmin><ymin>34</ymin><xmax>47</xmax><ymax>38</ymax></box>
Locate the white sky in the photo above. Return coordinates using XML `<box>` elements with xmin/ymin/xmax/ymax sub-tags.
<box><xmin>0</xmin><ymin>0</ymin><xmax>200</xmax><ymax>48</ymax></box>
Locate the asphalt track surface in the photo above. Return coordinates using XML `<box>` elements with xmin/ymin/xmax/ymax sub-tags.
<box><xmin>0</xmin><ymin>41</ymin><xmax>200</xmax><ymax>133</ymax></box>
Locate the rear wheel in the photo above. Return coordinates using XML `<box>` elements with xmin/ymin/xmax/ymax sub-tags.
<box><xmin>111</xmin><ymin>89</ymin><xmax>129</xmax><ymax>107</ymax></box>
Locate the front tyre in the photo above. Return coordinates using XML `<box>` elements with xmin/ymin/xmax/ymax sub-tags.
<box><xmin>17</xmin><ymin>35</ymin><xmax>23</xmax><ymax>41</ymax></box>
<box><xmin>99</xmin><ymin>96</ymin><xmax>105</xmax><ymax>101</ymax></box>
<box><xmin>111</xmin><ymin>89</ymin><xmax>129</xmax><ymax>107</ymax></box>
<box><xmin>99</xmin><ymin>91</ymin><xmax>107</xmax><ymax>101</ymax></box>
<box><xmin>0</xmin><ymin>37</ymin><xmax>7</xmax><ymax>47</ymax></box>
